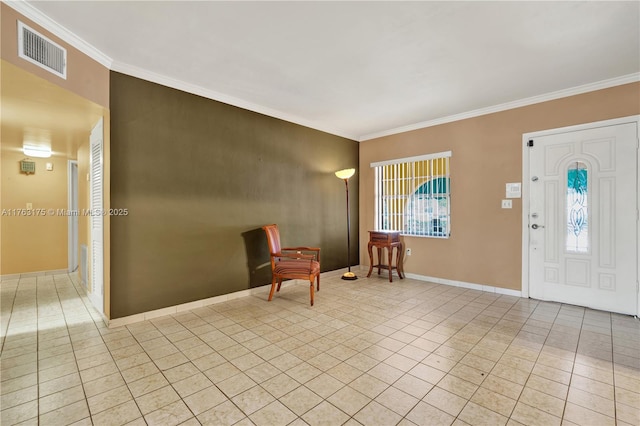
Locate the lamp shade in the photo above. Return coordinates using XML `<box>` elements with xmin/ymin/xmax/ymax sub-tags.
<box><xmin>335</xmin><ymin>168</ymin><xmax>355</xmax><ymax>179</ymax></box>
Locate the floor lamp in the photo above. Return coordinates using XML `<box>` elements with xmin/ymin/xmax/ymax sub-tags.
<box><xmin>335</xmin><ymin>168</ymin><xmax>357</xmax><ymax>280</ymax></box>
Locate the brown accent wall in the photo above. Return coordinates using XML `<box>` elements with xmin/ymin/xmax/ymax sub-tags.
<box><xmin>109</xmin><ymin>72</ymin><xmax>359</xmax><ymax>318</ymax></box>
<box><xmin>359</xmin><ymin>83</ymin><xmax>640</xmax><ymax>291</ymax></box>
<box><xmin>0</xmin><ymin>3</ymin><xmax>109</xmax><ymax>109</ymax></box>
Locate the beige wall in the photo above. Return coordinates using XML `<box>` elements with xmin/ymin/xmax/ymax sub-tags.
<box><xmin>0</xmin><ymin>152</ymin><xmax>69</xmax><ymax>274</ymax></box>
<box><xmin>359</xmin><ymin>83</ymin><xmax>640</xmax><ymax>291</ymax></box>
<box><xmin>1</xmin><ymin>3</ymin><xmax>109</xmax><ymax>109</ymax></box>
<box><xmin>1</xmin><ymin>5</ymin><xmax>109</xmax><ymax>312</ymax></box>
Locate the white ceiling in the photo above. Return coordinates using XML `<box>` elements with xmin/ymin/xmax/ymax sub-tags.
<box><xmin>15</xmin><ymin>1</ymin><xmax>640</xmax><ymax>140</ymax></box>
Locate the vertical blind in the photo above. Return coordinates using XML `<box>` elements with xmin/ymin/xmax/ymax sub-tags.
<box><xmin>372</xmin><ymin>151</ymin><xmax>451</xmax><ymax>237</ymax></box>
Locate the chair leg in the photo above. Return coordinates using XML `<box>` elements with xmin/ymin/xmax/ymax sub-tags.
<box><xmin>268</xmin><ymin>277</ymin><xmax>277</xmax><ymax>301</ymax></box>
<box><xmin>309</xmin><ymin>278</ymin><xmax>314</xmax><ymax>306</ymax></box>
<box><xmin>276</xmin><ymin>279</ymin><xmax>282</xmax><ymax>292</ymax></box>
<box><xmin>316</xmin><ymin>274</ymin><xmax>320</xmax><ymax>292</ymax></box>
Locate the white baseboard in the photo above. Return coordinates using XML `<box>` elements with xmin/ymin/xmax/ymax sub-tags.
<box><xmin>402</xmin><ymin>272</ymin><xmax>522</xmax><ymax>297</ymax></box>
<box><xmin>108</xmin><ymin>286</ymin><xmax>262</xmax><ymax>328</ymax></box>
<box><xmin>107</xmin><ymin>265</ymin><xmax>522</xmax><ymax>328</ymax></box>
<box><xmin>106</xmin><ymin>267</ymin><xmax>356</xmax><ymax>329</ymax></box>
<box><xmin>106</xmin><ymin>280</ymin><xmax>312</xmax><ymax>328</ymax></box>
<box><xmin>0</xmin><ymin>269</ymin><xmax>69</xmax><ymax>282</ymax></box>
<box><xmin>355</xmin><ymin>265</ymin><xmax>522</xmax><ymax>297</ymax></box>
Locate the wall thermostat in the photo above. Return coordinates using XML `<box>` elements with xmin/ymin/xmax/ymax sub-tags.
<box><xmin>506</xmin><ymin>182</ymin><xmax>521</xmax><ymax>198</ymax></box>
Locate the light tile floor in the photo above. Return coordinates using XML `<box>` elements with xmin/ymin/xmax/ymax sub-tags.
<box><xmin>1</xmin><ymin>272</ymin><xmax>639</xmax><ymax>426</ymax></box>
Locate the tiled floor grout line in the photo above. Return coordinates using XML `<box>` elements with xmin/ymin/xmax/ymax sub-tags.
<box><xmin>2</xmin><ymin>274</ymin><xmax>638</xmax><ymax>425</ymax></box>
<box><xmin>607</xmin><ymin>310</ymin><xmax>618</xmax><ymax>423</ymax></box>
<box><xmin>449</xmin><ymin>295</ymin><xmax>541</xmax><ymax>422</ymax></box>
<box><xmin>57</xmin><ymin>273</ymin><xmax>109</xmax><ymax>423</ymax></box>
<box><xmin>128</xmin><ymin>317</ymin><xmax>202</xmax><ymax>422</ymax></box>
<box><xmin>328</xmin><ymin>289</ymin><xmax>523</xmax><ymax>424</ymax></box>
<box><xmin>0</xmin><ymin>283</ymin><xmax>18</xmax><ymax>354</ymax></box>
<box><xmin>184</xmin><ymin>301</ymin><xmax>340</xmax><ymax>423</ymax></box>
<box><xmin>397</xmin><ymin>291</ymin><xmax>506</xmax><ymax>424</ymax></box>
<box><xmin>446</xmin><ymin>296</ymin><xmax>539</xmax><ymax>423</ymax></box>
<box><xmin>131</xmin><ymin>304</ymin><xmax>264</xmax><ymax>422</ymax></box>
<box><xmin>350</xmin><ymin>286</ymin><xmax>485</xmax><ymax>423</ymax></box>
<box><xmin>22</xmin><ymin>278</ymin><xmax>498</xmax><ymax>422</ymax></box>
<box><xmin>549</xmin><ymin>304</ymin><xmax>578</xmax><ymax>424</ymax></box>
<box><xmin>252</xmin><ymin>282</ymin><xmax>445</xmax><ymax>423</ymax></box>
<box><xmin>36</xmin><ymin>277</ymin><xmax>46</xmax><ymax>423</ymax></box>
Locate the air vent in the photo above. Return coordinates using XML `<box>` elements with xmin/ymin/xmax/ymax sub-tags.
<box><xmin>17</xmin><ymin>21</ymin><xmax>67</xmax><ymax>79</ymax></box>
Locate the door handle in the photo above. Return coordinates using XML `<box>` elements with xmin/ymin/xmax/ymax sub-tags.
<box><xmin>531</xmin><ymin>224</ymin><xmax>545</xmax><ymax>229</ymax></box>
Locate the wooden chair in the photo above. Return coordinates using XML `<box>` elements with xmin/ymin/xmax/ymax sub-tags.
<box><xmin>262</xmin><ymin>224</ymin><xmax>321</xmax><ymax>306</ymax></box>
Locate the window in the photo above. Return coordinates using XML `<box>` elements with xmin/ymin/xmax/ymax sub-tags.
<box><xmin>372</xmin><ymin>151</ymin><xmax>451</xmax><ymax>238</ymax></box>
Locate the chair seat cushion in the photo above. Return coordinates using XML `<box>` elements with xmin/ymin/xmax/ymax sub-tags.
<box><xmin>275</xmin><ymin>259</ymin><xmax>320</xmax><ymax>275</ymax></box>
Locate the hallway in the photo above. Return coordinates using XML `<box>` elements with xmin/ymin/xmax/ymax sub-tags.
<box><xmin>1</xmin><ymin>273</ymin><xmax>639</xmax><ymax>425</ymax></box>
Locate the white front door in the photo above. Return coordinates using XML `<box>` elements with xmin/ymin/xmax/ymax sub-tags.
<box><xmin>528</xmin><ymin>121</ymin><xmax>638</xmax><ymax>315</ymax></box>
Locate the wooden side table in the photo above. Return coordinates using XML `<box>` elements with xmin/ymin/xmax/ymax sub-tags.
<box><xmin>367</xmin><ymin>230</ymin><xmax>404</xmax><ymax>282</ymax></box>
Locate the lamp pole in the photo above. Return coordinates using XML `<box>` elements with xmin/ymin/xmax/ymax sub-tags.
<box><xmin>335</xmin><ymin>168</ymin><xmax>357</xmax><ymax>280</ymax></box>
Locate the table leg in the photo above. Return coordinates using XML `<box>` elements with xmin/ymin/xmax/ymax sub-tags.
<box><xmin>388</xmin><ymin>246</ymin><xmax>393</xmax><ymax>282</ymax></box>
<box><xmin>396</xmin><ymin>243</ymin><xmax>404</xmax><ymax>279</ymax></box>
<box><xmin>377</xmin><ymin>247</ymin><xmax>382</xmax><ymax>275</ymax></box>
<box><xmin>367</xmin><ymin>243</ymin><xmax>374</xmax><ymax>277</ymax></box>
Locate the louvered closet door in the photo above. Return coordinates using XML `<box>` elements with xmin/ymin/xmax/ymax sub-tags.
<box><xmin>89</xmin><ymin>118</ymin><xmax>104</xmax><ymax>314</ymax></box>
<box><xmin>528</xmin><ymin>122</ymin><xmax>638</xmax><ymax>315</ymax></box>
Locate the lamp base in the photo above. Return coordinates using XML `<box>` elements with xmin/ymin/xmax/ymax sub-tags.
<box><xmin>341</xmin><ymin>272</ymin><xmax>358</xmax><ymax>280</ymax></box>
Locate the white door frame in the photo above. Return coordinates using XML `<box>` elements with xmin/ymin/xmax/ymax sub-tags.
<box><xmin>521</xmin><ymin>115</ymin><xmax>640</xmax><ymax>316</ymax></box>
<box><xmin>67</xmin><ymin>160</ymin><xmax>79</xmax><ymax>272</ymax></box>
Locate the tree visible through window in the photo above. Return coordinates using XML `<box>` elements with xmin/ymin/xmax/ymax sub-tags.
<box><xmin>372</xmin><ymin>151</ymin><xmax>451</xmax><ymax>238</ymax></box>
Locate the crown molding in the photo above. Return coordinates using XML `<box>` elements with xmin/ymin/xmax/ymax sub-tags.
<box><xmin>359</xmin><ymin>73</ymin><xmax>640</xmax><ymax>141</ymax></box>
<box><xmin>6</xmin><ymin>0</ymin><xmax>356</xmax><ymax>139</ymax></box>
<box><xmin>111</xmin><ymin>60</ymin><xmax>358</xmax><ymax>141</ymax></box>
<box><xmin>5</xmin><ymin>0</ymin><xmax>112</xmax><ymax>68</ymax></box>
<box><xmin>5</xmin><ymin>1</ymin><xmax>637</xmax><ymax>143</ymax></box>
<box><xmin>6</xmin><ymin>0</ymin><xmax>355</xmax><ymax>139</ymax></box>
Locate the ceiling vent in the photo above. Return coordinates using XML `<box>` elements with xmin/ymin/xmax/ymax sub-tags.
<box><xmin>18</xmin><ymin>21</ymin><xmax>67</xmax><ymax>79</ymax></box>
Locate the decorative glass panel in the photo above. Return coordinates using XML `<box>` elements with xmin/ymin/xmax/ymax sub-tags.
<box><xmin>566</xmin><ymin>162</ymin><xmax>588</xmax><ymax>252</ymax></box>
